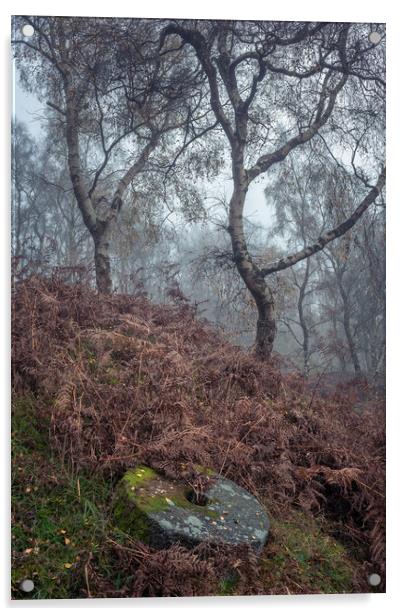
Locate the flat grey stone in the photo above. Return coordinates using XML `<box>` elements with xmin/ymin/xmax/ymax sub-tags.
<box><xmin>113</xmin><ymin>465</ymin><xmax>270</xmax><ymax>552</ymax></box>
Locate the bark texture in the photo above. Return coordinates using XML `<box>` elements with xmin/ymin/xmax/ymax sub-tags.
<box><xmin>93</xmin><ymin>224</ymin><xmax>113</xmax><ymax>294</ymax></box>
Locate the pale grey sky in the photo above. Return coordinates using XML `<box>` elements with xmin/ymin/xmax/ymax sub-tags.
<box><xmin>13</xmin><ymin>72</ymin><xmax>45</xmax><ymax>133</ymax></box>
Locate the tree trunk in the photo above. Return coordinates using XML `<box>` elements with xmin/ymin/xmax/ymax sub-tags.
<box><xmin>342</xmin><ymin>303</ymin><xmax>362</xmax><ymax>376</ymax></box>
<box><xmin>255</xmin><ymin>293</ymin><xmax>276</xmax><ymax>359</ymax></box>
<box><xmin>228</xmin><ymin>158</ymin><xmax>276</xmax><ymax>359</ymax></box>
<box><xmin>93</xmin><ymin>225</ymin><xmax>112</xmax><ymax>294</ymax></box>
<box><xmin>298</xmin><ymin>258</ymin><xmax>311</xmax><ymax>376</ymax></box>
<box><xmin>337</xmin><ymin>272</ymin><xmax>362</xmax><ymax>376</ymax></box>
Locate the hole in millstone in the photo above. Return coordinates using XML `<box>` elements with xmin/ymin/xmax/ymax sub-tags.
<box><xmin>185</xmin><ymin>488</ymin><xmax>209</xmax><ymax>507</ymax></box>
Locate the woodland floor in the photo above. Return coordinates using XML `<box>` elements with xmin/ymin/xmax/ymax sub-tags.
<box><xmin>11</xmin><ymin>275</ymin><xmax>385</xmax><ymax>598</ymax></box>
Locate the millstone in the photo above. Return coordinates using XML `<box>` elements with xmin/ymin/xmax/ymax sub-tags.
<box><xmin>113</xmin><ymin>465</ymin><xmax>270</xmax><ymax>552</ymax></box>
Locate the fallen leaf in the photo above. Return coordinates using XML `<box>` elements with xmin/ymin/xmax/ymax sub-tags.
<box><xmin>64</xmin><ymin>537</ymin><xmax>71</xmax><ymax>545</ymax></box>
<box><xmin>63</xmin><ymin>563</ymin><xmax>73</xmax><ymax>569</ymax></box>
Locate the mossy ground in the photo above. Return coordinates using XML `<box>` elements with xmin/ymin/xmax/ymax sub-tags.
<box><xmin>12</xmin><ymin>395</ymin><xmax>359</xmax><ymax>598</ymax></box>
<box><xmin>11</xmin><ymin>396</ymin><xmax>131</xmax><ymax>599</ymax></box>
<box><xmin>259</xmin><ymin>511</ymin><xmax>356</xmax><ymax>594</ymax></box>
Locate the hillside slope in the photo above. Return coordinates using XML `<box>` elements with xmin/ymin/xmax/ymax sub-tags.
<box><xmin>11</xmin><ymin>275</ymin><xmax>385</xmax><ymax>597</ymax></box>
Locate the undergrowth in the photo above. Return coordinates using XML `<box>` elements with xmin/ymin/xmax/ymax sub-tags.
<box><xmin>11</xmin><ymin>275</ymin><xmax>385</xmax><ymax>597</ymax></box>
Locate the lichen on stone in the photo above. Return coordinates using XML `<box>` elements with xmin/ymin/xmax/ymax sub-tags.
<box><xmin>113</xmin><ymin>465</ymin><xmax>270</xmax><ymax>552</ymax></box>
<box><xmin>113</xmin><ymin>465</ymin><xmax>217</xmax><ymax>544</ymax></box>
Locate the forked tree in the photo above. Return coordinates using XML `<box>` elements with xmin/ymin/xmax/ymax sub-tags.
<box><xmin>13</xmin><ymin>16</ymin><xmax>203</xmax><ymax>293</ymax></box>
<box><xmin>160</xmin><ymin>20</ymin><xmax>385</xmax><ymax>358</ymax></box>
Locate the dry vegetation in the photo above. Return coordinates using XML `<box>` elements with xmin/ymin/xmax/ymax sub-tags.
<box><xmin>11</xmin><ymin>274</ymin><xmax>385</xmax><ymax>597</ymax></box>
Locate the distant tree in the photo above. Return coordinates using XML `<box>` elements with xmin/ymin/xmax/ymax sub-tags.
<box><xmin>12</xmin><ymin>122</ymin><xmax>62</xmax><ymax>272</ymax></box>
<box><xmin>12</xmin><ymin>121</ymin><xmax>37</xmax><ymax>263</ymax></box>
<box><xmin>12</xmin><ymin>121</ymin><xmax>94</xmax><ymax>279</ymax></box>
<box><xmin>353</xmin><ymin>208</ymin><xmax>385</xmax><ymax>381</ymax></box>
<box><xmin>267</xmin><ymin>153</ymin><xmax>327</xmax><ymax>374</ymax></box>
<box><xmin>269</xmin><ymin>148</ymin><xmax>385</xmax><ymax>377</ymax></box>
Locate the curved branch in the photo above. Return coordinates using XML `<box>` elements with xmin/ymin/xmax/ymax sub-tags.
<box><xmin>261</xmin><ymin>167</ymin><xmax>385</xmax><ymax>276</ymax></box>
<box><xmin>160</xmin><ymin>25</ymin><xmax>236</xmax><ymax>146</ymax></box>
<box><xmin>109</xmin><ymin>131</ymin><xmax>160</xmax><ymax>217</ymax></box>
<box><xmin>247</xmin><ymin>71</ymin><xmax>348</xmax><ymax>183</ymax></box>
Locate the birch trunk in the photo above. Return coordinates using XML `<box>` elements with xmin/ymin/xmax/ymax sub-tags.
<box><xmin>93</xmin><ymin>223</ymin><xmax>112</xmax><ymax>294</ymax></box>
<box><xmin>228</xmin><ymin>152</ymin><xmax>276</xmax><ymax>359</ymax></box>
<box><xmin>337</xmin><ymin>272</ymin><xmax>362</xmax><ymax>376</ymax></box>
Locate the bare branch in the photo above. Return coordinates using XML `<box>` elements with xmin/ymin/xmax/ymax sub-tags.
<box><xmin>46</xmin><ymin>100</ymin><xmax>66</xmax><ymax>115</ymax></box>
<box><xmin>261</xmin><ymin>167</ymin><xmax>385</xmax><ymax>276</ymax></box>
<box><xmin>247</xmin><ymin>72</ymin><xmax>348</xmax><ymax>183</ymax></box>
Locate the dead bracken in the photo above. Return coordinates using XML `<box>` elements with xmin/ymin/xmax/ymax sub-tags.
<box><xmin>11</xmin><ymin>274</ymin><xmax>385</xmax><ymax>595</ymax></box>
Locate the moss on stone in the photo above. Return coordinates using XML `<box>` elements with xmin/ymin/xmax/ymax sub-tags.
<box><xmin>122</xmin><ymin>466</ymin><xmax>158</xmax><ymax>490</ymax></box>
<box><xmin>113</xmin><ymin>491</ymin><xmax>151</xmax><ymax>542</ymax></box>
<box><xmin>113</xmin><ymin>466</ymin><xmax>220</xmax><ymax>542</ymax></box>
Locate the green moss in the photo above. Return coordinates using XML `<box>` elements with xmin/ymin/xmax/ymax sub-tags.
<box><xmin>11</xmin><ymin>395</ymin><xmax>131</xmax><ymax>599</ymax></box>
<box><xmin>261</xmin><ymin>511</ymin><xmax>355</xmax><ymax>594</ymax></box>
<box><xmin>218</xmin><ymin>576</ymin><xmax>238</xmax><ymax>596</ymax></box>
<box><xmin>194</xmin><ymin>464</ymin><xmax>216</xmax><ymax>477</ymax></box>
<box><xmin>113</xmin><ymin>494</ymin><xmax>151</xmax><ymax>542</ymax></box>
<box><xmin>113</xmin><ymin>466</ymin><xmax>220</xmax><ymax>541</ymax></box>
<box><xmin>113</xmin><ymin>467</ymin><xmax>162</xmax><ymax>542</ymax></box>
<box><xmin>122</xmin><ymin>466</ymin><xmax>157</xmax><ymax>489</ymax></box>
<box><xmin>12</xmin><ymin>450</ymin><xmax>113</xmax><ymax>598</ymax></box>
<box><xmin>12</xmin><ymin>396</ymin><xmax>49</xmax><ymax>453</ymax></box>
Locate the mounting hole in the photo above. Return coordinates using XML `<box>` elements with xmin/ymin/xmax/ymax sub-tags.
<box><xmin>19</xmin><ymin>579</ymin><xmax>34</xmax><ymax>593</ymax></box>
<box><xmin>185</xmin><ymin>488</ymin><xmax>209</xmax><ymax>507</ymax></box>
<box><xmin>368</xmin><ymin>31</ymin><xmax>381</xmax><ymax>45</ymax></box>
<box><xmin>368</xmin><ymin>573</ymin><xmax>381</xmax><ymax>586</ymax></box>
<box><xmin>22</xmin><ymin>24</ymin><xmax>34</xmax><ymax>38</ymax></box>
